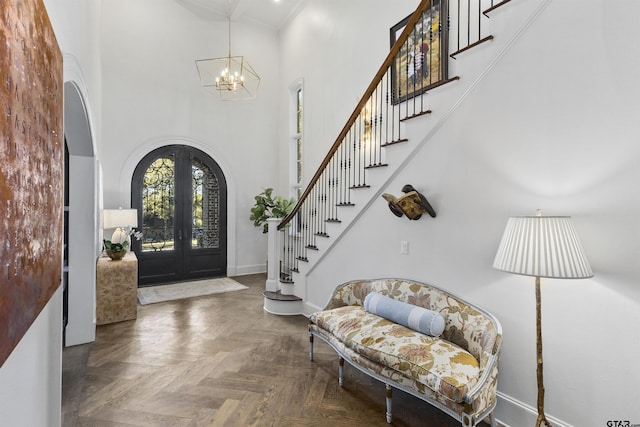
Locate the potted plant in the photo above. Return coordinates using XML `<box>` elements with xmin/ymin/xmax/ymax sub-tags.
<box><xmin>103</xmin><ymin>226</ymin><xmax>143</xmax><ymax>260</ymax></box>
<box><xmin>249</xmin><ymin>188</ymin><xmax>296</xmax><ymax>233</ymax></box>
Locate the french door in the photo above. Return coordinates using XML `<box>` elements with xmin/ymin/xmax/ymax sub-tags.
<box><xmin>131</xmin><ymin>145</ymin><xmax>227</xmax><ymax>286</ymax></box>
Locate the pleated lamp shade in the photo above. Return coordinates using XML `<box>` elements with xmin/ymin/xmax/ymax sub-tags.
<box><xmin>493</xmin><ymin>213</ymin><xmax>593</xmax><ymax>279</ymax></box>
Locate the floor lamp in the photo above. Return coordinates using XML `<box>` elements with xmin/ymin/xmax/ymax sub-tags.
<box><xmin>493</xmin><ymin>209</ymin><xmax>593</xmax><ymax>427</ymax></box>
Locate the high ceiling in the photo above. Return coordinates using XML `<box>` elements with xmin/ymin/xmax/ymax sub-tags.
<box><xmin>174</xmin><ymin>0</ymin><xmax>307</xmax><ymax>30</ymax></box>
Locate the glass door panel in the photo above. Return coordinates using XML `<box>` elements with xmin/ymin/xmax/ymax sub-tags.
<box><xmin>191</xmin><ymin>158</ymin><xmax>220</xmax><ymax>249</ymax></box>
<box><xmin>141</xmin><ymin>155</ymin><xmax>175</xmax><ymax>252</ymax></box>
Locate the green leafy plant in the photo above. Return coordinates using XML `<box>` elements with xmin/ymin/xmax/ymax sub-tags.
<box><xmin>103</xmin><ymin>239</ymin><xmax>128</xmax><ymax>253</ymax></box>
<box><xmin>103</xmin><ymin>239</ymin><xmax>129</xmax><ymax>260</ymax></box>
<box><xmin>250</xmin><ymin>188</ymin><xmax>296</xmax><ymax>233</ymax></box>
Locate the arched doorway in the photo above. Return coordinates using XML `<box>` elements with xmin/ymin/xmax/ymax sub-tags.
<box><xmin>64</xmin><ymin>81</ymin><xmax>98</xmax><ymax>346</ymax></box>
<box><xmin>131</xmin><ymin>145</ymin><xmax>227</xmax><ymax>286</ymax></box>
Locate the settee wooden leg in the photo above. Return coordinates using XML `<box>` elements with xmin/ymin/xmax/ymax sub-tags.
<box><xmin>309</xmin><ymin>333</ymin><xmax>314</xmax><ymax>361</ymax></box>
<box><xmin>385</xmin><ymin>384</ymin><xmax>393</xmax><ymax>423</ymax></box>
<box><xmin>338</xmin><ymin>357</ymin><xmax>345</xmax><ymax>387</ymax></box>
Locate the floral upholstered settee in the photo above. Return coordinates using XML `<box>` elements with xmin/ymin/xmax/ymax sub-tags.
<box><xmin>308</xmin><ymin>279</ymin><xmax>502</xmax><ymax>427</ymax></box>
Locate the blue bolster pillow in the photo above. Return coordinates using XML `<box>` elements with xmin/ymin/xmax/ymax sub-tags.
<box><xmin>363</xmin><ymin>292</ymin><xmax>445</xmax><ymax>337</ymax></box>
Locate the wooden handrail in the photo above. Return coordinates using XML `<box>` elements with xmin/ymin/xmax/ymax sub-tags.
<box><xmin>278</xmin><ymin>0</ymin><xmax>433</xmax><ymax>230</ymax></box>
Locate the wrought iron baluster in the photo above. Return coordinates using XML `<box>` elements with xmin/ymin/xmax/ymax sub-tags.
<box><xmin>316</xmin><ymin>175</ymin><xmax>322</xmax><ymax>238</ymax></box>
<box><xmin>467</xmin><ymin>0</ymin><xmax>471</xmax><ymax>47</ymax></box>
<box><xmin>341</xmin><ymin>135</ymin><xmax>347</xmax><ymax>207</ymax></box>
<box><xmin>347</xmin><ymin>130</ymin><xmax>353</xmax><ymax>205</ymax></box>
<box><xmin>404</xmin><ymin>37</ymin><xmax>409</xmax><ymax>120</ymax></box>
<box><xmin>478</xmin><ymin>0</ymin><xmax>482</xmax><ymax>41</ymax></box>
<box><xmin>378</xmin><ymin>82</ymin><xmax>384</xmax><ymax>163</ymax></box>
<box><xmin>302</xmin><ymin>197</ymin><xmax>309</xmax><ymax>257</ymax></box>
<box><xmin>370</xmin><ymin>91</ymin><xmax>376</xmax><ymax>166</ymax></box>
<box><xmin>411</xmin><ymin>28</ymin><xmax>417</xmax><ymax>117</ymax></box>
<box><xmin>360</xmin><ymin>113</ymin><xmax>366</xmax><ymax>185</ymax></box>
<box><xmin>351</xmin><ymin>122</ymin><xmax>357</xmax><ymax>187</ymax></box>
<box><xmin>310</xmin><ymin>184</ymin><xmax>317</xmax><ymax>246</ymax></box>
<box><xmin>385</xmin><ymin>72</ymin><xmax>390</xmax><ymax>144</ymax></box>
<box><xmin>329</xmin><ymin>158</ymin><xmax>334</xmax><ymax>222</ymax></box>
<box><xmin>457</xmin><ymin>0</ymin><xmax>461</xmax><ymax>54</ymax></box>
<box><xmin>356</xmin><ymin>114</ymin><xmax>361</xmax><ymax>184</ymax></box>
<box><xmin>324</xmin><ymin>169</ymin><xmax>329</xmax><ymax>227</ymax></box>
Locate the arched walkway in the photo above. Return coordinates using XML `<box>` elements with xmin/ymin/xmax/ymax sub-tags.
<box><xmin>63</xmin><ymin>81</ymin><xmax>98</xmax><ymax>346</ymax></box>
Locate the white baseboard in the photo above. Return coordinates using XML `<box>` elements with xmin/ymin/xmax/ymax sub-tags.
<box><xmin>496</xmin><ymin>392</ymin><xmax>574</xmax><ymax>427</ymax></box>
<box><xmin>228</xmin><ymin>264</ymin><xmax>266</xmax><ymax>277</ymax></box>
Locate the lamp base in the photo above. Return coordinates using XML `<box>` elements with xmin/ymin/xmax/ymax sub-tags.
<box><xmin>536</xmin><ymin>414</ymin><xmax>552</xmax><ymax>427</ymax></box>
<box><xmin>535</xmin><ymin>276</ymin><xmax>553</xmax><ymax>427</ymax></box>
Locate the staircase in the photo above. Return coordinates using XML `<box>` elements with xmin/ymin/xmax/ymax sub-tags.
<box><xmin>264</xmin><ymin>0</ymin><xmax>551</xmax><ymax>315</ymax></box>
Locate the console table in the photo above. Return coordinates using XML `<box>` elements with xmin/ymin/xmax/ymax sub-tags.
<box><xmin>96</xmin><ymin>251</ymin><xmax>138</xmax><ymax>325</ymax></box>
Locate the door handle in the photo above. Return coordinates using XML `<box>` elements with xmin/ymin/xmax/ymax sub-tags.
<box><xmin>178</xmin><ymin>229</ymin><xmax>183</xmax><ymax>240</ymax></box>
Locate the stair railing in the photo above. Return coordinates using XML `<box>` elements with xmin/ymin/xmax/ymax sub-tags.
<box><xmin>273</xmin><ymin>0</ymin><xmax>503</xmax><ymax>287</ymax></box>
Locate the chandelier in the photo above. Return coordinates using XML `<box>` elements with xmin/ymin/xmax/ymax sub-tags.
<box><xmin>195</xmin><ymin>11</ymin><xmax>260</xmax><ymax>100</ymax></box>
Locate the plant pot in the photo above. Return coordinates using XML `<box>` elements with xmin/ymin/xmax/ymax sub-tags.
<box><xmin>106</xmin><ymin>249</ymin><xmax>127</xmax><ymax>261</ymax></box>
<box><xmin>104</xmin><ymin>239</ymin><xmax>129</xmax><ymax>261</ymax></box>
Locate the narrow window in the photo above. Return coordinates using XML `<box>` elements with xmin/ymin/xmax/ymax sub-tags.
<box><xmin>291</xmin><ymin>82</ymin><xmax>303</xmax><ymax>200</ymax></box>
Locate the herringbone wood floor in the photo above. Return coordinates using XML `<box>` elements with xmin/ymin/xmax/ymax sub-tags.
<box><xmin>62</xmin><ymin>274</ymin><xmax>474</xmax><ymax>427</ymax></box>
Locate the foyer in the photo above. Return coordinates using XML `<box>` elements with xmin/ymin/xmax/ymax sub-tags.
<box><xmin>62</xmin><ymin>274</ymin><xmax>468</xmax><ymax>426</ymax></box>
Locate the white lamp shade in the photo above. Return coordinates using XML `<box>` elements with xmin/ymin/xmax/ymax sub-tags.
<box><xmin>103</xmin><ymin>209</ymin><xmax>138</xmax><ymax>229</ymax></box>
<box><xmin>493</xmin><ymin>215</ymin><xmax>593</xmax><ymax>279</ymax></box>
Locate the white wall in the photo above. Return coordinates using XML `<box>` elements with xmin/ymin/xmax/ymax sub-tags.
<box><xmin>65</xmin><ymin>155</ymin><xmax>99</xmax><ymax>346</ymax></box>
<box><xmin>99</xmin><ymin>0</ymin><xmax>282</xmax><ymax>274</ymax></box>
<box><xmin>281</xmin><ymin>0</ymin><xmax>640</xmax><ymax>426</ymax></box>
<box><xmin>0</xmin><ymin>289</ymin><xmax>63</xmax><ymax>427</ymax></box>
<box><xmin>45</xmin><ymin>0</ymin><xmax>103</xmax><ymax>144</ymax></box>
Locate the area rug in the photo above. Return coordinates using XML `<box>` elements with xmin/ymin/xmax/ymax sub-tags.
<box><xmin>137</xmin><ymin>277</ymin><xmax>248</xmax><ymax>305</ymax></box>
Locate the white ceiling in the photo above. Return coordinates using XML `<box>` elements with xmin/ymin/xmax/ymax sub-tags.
<box><xmin>173</xmin><ymin>0</ymin><xmax>307</xmax><ymax>30</ymax></box>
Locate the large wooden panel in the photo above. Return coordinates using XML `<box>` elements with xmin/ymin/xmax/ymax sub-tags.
<box><xmin>0</xmin><ymin>0</ymin><xmax>63</xmax><ymax>367</ymax></box>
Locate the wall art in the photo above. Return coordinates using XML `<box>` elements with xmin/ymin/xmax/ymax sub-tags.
<box><xmin>390</xmin><ymin>0</ymin><xmax>449</xmax><ymax>104</ymax></box>
<box><xmin>0</xmin><ymin>0</ymin><xmax>63</xmax><ymax>367</ymax></box>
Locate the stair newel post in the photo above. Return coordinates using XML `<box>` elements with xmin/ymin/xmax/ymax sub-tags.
<box><xmin>265</xmin><ymin>217</ymin><xmax>281</xmax><ymax>292</ymax></box>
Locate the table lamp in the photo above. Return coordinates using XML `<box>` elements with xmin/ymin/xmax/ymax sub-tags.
<box><xmin>103</xmin><ymin>208</ymin><xmax>138</xmax><ymax>244</ymax></box>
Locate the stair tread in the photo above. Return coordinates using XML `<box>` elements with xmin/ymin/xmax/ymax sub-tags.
<box><xmin>263</xmin><ymin>290</ymin><xmax>302</xmax><ymax>302</ymax></box>
<box><xmin>365</xmin><ymin>163</ymin><xmax>388</xmax><ymax>169</ymax></box>
<box><xmin>451</xmin><ymin>36</ymin><xmax>493</xmax><ymax>58</ymax></box>
<box><xmin>400</xmin><ymin>110</ymin><xmax>432</xmax><ymax>122</ymax></box>
<box><xmin>483</xmin><ymin>0</ymin><xmax>511</xmax><ymax>16</ymax></box>
<box><xmin>381</xmin><ymin>138</ymin><xmax>408</xmax><ymax>147</ymax></box>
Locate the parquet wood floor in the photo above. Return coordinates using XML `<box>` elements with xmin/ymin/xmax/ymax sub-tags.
<box><xmin>62</xmin><ymin>274</ymin><xmax>478</xmax><ymax>427</ymax></box>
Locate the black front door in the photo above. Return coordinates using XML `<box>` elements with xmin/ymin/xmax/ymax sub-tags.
<box><xmin>131</xmin><ymin>145</ymin><xmax>227</xmax><ymax>286</ymax></box>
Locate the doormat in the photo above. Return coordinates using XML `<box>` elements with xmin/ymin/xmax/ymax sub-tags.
<box><xmin>137</xmin><ymin>277</ymin><xmax>248</xmax><ymax>305</ymax></box>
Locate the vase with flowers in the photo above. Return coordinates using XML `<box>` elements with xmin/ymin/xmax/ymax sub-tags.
<box><xmin>103</xmin><ymin>226</ymin><xmax>143</xmax><ymax>261</ymax></box>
